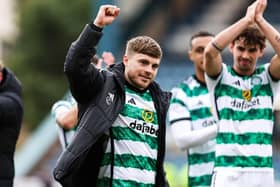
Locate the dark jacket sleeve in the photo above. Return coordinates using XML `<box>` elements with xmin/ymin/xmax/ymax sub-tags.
<box><xmin>0</xmin><ymin>68</ymin><xmax>23</xmax><ymax>183</ymax></box>
<box><xmin>64</xmin><ymin>24</ymin><xmax>105</xmax><ymax>104</ymax></box>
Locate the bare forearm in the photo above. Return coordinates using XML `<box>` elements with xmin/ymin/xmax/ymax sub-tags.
<box><xmin>256</xmin><ymin>18</ymin><xmax>280</xmax><ymax>56</ymax></box>
<box><xmin>204</xmin><ymin>18</ymin><xmax>252</xmax><ymax>77</ymax></box>
<box><xmin>256</xmin><ymin>17</ymin><xmax>280</xmax><ymax>80</ymax></box>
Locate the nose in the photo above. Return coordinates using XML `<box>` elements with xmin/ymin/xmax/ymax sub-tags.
<box><xmin>145</xmin><ymin>65</ymin><xmax>154</xmax><ymax>74</ymax></box>
<box><xmin>241</xmin><ymin>51</ymin><xmax>250</xmax><ymax>59</ymax></box>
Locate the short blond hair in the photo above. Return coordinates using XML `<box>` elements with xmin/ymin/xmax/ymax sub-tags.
<box><xmin>125</xmin><ymin>36</ymin><xmax>162</xmax><ymax>59</ymax></box>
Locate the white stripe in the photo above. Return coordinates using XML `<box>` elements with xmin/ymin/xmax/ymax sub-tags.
<box><xmin>187</xmin><ymin>94</ymin><xmax>212</xmax><ymax>110</ymax></box>
<box><xmin>216</xmin><ymin>95</ymin><xmax>273</xmax><ymax>111</ymax></box>
<box><xmin>219</xmin><ymin>119</ymin><xmax>273</xmax><ymax>134</ymax></box>
<box><xmin>105</xmin><ymin>140</ymin><xmax>157</xmax><ymax>158</ymax></box>
<box><xmin>172</xmin><ymin>88</ymin><xmax>211</xmax><ymax>110</ymax></box>
<box><xmin>188</xmin><ymin>140</ymin><xmax>216</xmax><ymax>154</ymax></box>
<box><xmin>168</xmin><ymin>103</ymin><xmax>190</xmax><ymax>121</ymax></box>
<box><xmin>216</xmin><ymin>144</ymin><xmax>272</xmax><ymax>157</ymax></box>
<box><xmin>98</xmin><ymin>166</ymin><xmax>155</xmax><ymax>184</ymax></box>
<box><xmin>126</xmin><ymin>93</ymin><xmax>155</xmax><ymax>111</ymax></box>
<box><xmin>189</xmin><ymin>162</ymin><xmax>215</xmax><ymax>176</ymax></box>
<box><xmin>115</xmin><ymin>116</ymin><xmax>158</xmax><ymax>130</ymax></box>
<box><xmin>222</xmin><ymin>67</ymin><xmax>269</xmax><ymax>87</ymax></box>
<box><xmin>172</xmin><ymin>87</ymin><xmax>188</xmax><ymax>101</ymax></box>
<box><xmin>214</xmin><ymin>166</ymin><xmax>274</xmax><ymax>172</ymax></box>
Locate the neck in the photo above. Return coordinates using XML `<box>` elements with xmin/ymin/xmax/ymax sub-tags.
<box><xmin>233</xmin><ymin>66</ymin><xmax>255</xmax><ymax>76</ymax></box>
<box><xmin>195</xmin><ymin>69</ymin><xmax>205</xmax><ymax>83</ymax></box>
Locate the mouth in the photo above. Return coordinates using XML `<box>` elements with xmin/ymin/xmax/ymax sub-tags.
<box><xmin>139</xmin><ymin>75</ymin><xmax>151</xmax><ymax>82</ymax></box>
<box><xmin>239</xmin><ymin>59</ymin><xmax>251</xmax><ymax>66</ymax></box>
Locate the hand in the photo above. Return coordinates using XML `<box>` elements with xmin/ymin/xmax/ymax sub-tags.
<box><xmin>255</xmin><ymin>0</ymin><xmax>267</xmax><ymax>22</ymax></box>
<box><xmin>102</xmin><ymin>51</ymin><xmax>115</xmax><ymax>67</ymax></box>
<box><xmin>245</xmin><ymin>0</ymin><xmax>258</xmax><ymax>25</ymax></box>
<box><xmin>93</xmin><ymin>5</ymin><xmax>120</xmax><ymax>28</ymax></box>
<box><xmin>95</xmin><ymin>58</ymin><xmax>103</xmax><ymax>69</ymax></box>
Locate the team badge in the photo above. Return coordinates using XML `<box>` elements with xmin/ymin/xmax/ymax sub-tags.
<box><xmin>242</xmin><ymin>90</ymin><xmax>252</xmax><ymax>101</ymax></box>
<box><xmin>251</xmin><ymin>76</ymin><xmax>262</xmax><ymax>85</ymax></box>
<box><xmin>142</xmin><ymin>110</ymin><xmax>154</xmax><ymax>123</ymax></box>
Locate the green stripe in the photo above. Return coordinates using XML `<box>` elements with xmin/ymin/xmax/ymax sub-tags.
<box><xmin>112</xmin><ymin>127</ymin><xmax>158</xmax><ymax>149</ymax></box>
<box><xmin>190</xmin><ymin>107</ymin><xmax>213</xmax><ymax>120</ymax></box>
<box><xmin>228</xmin><ymin>66</ymin><xmax>265</xmax><ymax>78</ymax></box>
<box><xmin>179</xmin><ymin>82</ymin><xmax>208</xmax><ymax>97</ymax></box>
<box><xmin>219</xmin><ymin>108</ymin><xmax>273</xmax><ymax>120</ymax></box>
<box><xmin>189</xmin><ymin>152</ymin><xmax>215</xmax><ymax>165</ymax></box>
<box><xmin>125</xmin><ymin>87</ymin><xmax>153</xmax><ymax>102</ymax></box>
<box><xmin>101</xmin><ymin>153</ymin><xmax>156</xmax><ymax>171</ymax></box>
<box><xmin>121</xmin><ymin>104</ymin><xmax>158</xmax><ymax>125</ymax></box>
<box><xmin>171</xmin><ymin>98</ymin><xmax>186</xmax><ymax>107</ymax></box>
<box><xmin>189</xmin><ymin>174</ymin><xmax>212</xmax><ymax>187</ymax></box>
<box><xmin>215</xmin><ymin>84</ymin><xmax>273</xmax><ymax>99</ymax></box>
<box><xmin>217</xmin><ymin>133</ymin><xmax>272</xmax><ymax>145</ymax></box>
<box><xmin>97</xmin><ymin>177</ymin><xmax>154</xmax><ymax>187</ymax></box>
<box><xmin>215</xmin><ymin>155</ymin><xmax>272</xmax><ymax>168</ymax></box>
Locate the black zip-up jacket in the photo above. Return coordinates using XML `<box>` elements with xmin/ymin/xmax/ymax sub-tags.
<box><xmin>0</xmin><ymin>68</ymin><xmax>23</xmax><ymax>187</ymax></box>
<box><xmin>53</xmin><ymin>24</ymin><xmax>171</xmax><ymax>187</ymax></box>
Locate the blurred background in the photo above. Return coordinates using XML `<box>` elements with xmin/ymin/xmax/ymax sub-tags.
<box><xmin>1</xmin><ymin>0</ymin><xmax>280</xmax><ymax>186</ymax></box>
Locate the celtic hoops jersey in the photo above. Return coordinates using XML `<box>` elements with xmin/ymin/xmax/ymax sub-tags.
<box><xmin>206</xmin><ymin>63</ymin><xmax>279</xmax><ymax>172</ymax></box>
<box><xmin>97</xmin><ymin>86</ymin><xmax>158</xmax><ymax>187</ymax></box>
<box><xmin>169</xmin><ymin>75</ymin><xmax>216</xmax><ymax>187</ymax></box>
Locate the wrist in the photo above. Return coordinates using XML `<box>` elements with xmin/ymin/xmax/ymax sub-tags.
<box><xmin>255</xmin><ymin>16</ymin><xmax>265</xmax><ymax>25</ymax></box>
<box><xmin>241</xmin><ymin>17</ymin><xmax>254</xmax><ymax>27</ymax></box>
<box><xmin>89</xmin><ymin>22</ymin><xmax>103</xmax><ymax>32</ymax></box>
<box><xmin>93</xmin><ymin>19</ymin><xmax>104</xmax><ymax>28</ymax></box>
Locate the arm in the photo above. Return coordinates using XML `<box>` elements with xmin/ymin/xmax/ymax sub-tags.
<box><xmin>0</xmin><ymin>68</ymin><xmax>23</xmax><ymax>121</ymax></box>
<box><xmin>204</xmin><ymin>1</ymin><xmax>257</xmax><ymax>77</ymax></box>
<box><xmin>168</xmin><ymin>88</ymin><xmax>217</xmax><ymax>150</ymax></box>
<box><xmin>56</xmin><ymin>105</ymin><xmax>78</xmax><ymax>130</ymax></box>
<box><xmin>64</xmin><ymin>5</ymin><xmax>120</xmax><ymax>103</ymax></box>
<box><xmin>255</xmin><ymin>0</ymin><xmax>280</xmax><ymax>80</ymax></box>
<box><xmin>170</xmin><ymin>122</ymin><xmax>217</xmax><ymax>150</ymax></box>
<box><xmin>52</xmin><ymin>101</ymin><xmax>77</xmax><ymax>130</ymax></box>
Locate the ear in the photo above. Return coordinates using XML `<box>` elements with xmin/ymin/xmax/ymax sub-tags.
<box><xmin>259</xmin><ymin>48</ymin><xmax>265</xmax><ymax>58</ymax></box>
<box><xmin>188</xmin><ymin>50</ymin><xmax>193</xmax><ymax>61</ymax></box>
<box><xmin>229</xmin><ymin>43</ymin><xmax>234</xmax><ymax>54</ymax></box>
<box><xmin>123</xmin><ymin>55</ymin><xmax>128</xmax><ymax>65</ymax></box>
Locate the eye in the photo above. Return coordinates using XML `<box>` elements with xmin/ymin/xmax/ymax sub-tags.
<box><xmin>248</xmin><ymin>48</ymin><xmax>257</xmax><ymax>53</ymax></box>
<box><xmin>195</xmin><ymin>47</ymin><xmax>204</xmax><ymax>54</ymax></box>
<box><xmin>139</xmin><ymin>59</ymin><xmax>149</xmax><ymax>65</ymax></box>
<box><xmin>237</xmin><ymin>46</ymin><xmax>245</xmax><ymax>52</ymax></box>
<box><xmin>152</xmin><ymin>64</ymin><xmax>159</xmax><ymax>70</ymax></box>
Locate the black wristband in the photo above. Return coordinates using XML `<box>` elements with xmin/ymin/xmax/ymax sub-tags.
<box><xmin>212</xmin><ymin>41</ymin><xmax>223</xmax><ymax>52</ymax></box>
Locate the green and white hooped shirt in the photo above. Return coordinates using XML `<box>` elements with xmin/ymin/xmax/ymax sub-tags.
<box><xmin>169</xmin><ymin>75</ymin><xmax>216</xmax><ymax>187</ymax></box>
<box><xmin>97</xmin><ymin>86</ymin><xmax>158</xmax><ymax>187</ymax></box>
<box><xmin>206</xmin><ymin>63</ymin><xmax>279</xmax><ymax>172</ymax></box>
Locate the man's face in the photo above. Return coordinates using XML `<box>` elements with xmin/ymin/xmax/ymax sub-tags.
<box><xmin>230</xmin><ymin>38</ymin><xmax>264</xmax><ymax>76</ymax></box>
<box><xmin>189</xmin><ymin>36</ymin><xmax>213</xmax><ymax>72</ymax></box>
<box><xmin>123</xmin><ymin>53</ymin><xmax>160</xmax><ymax>90</ymax></box>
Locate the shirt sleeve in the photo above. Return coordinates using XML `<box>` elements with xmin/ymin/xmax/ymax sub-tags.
<box><xmin>168</xmin><ymin>86</ymin><xmax>217</xmax><ymax>150</ymax></box>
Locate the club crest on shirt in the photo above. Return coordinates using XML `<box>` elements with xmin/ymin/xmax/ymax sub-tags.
<box><xmin>142</xmin><ymin>109</ymin><xmax>154</xmax><ymax>123</ymax></box>
<box><xmin>251</xmin><ymin>76</ymin><xmax>262</xmax><ymax>86</ymax></box>
<box><xmin>242</xmin><ymin>90</ymin><xmax>252</xmax><ymax>101</ymax></box>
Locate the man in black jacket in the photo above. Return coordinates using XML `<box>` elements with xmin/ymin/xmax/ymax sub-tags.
<box><xmin>53</xmin><ymin>4</ymin><xmax>171</xmax><ymax>187</ymax></box>
<box><xmin>0</xmin><ymin>61</ymin><xmax>23</xmax><ymax>187</ymax></box>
